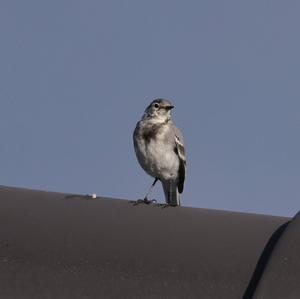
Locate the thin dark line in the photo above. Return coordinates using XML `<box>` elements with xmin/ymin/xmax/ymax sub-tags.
<box><xmin>242</xmin><ymin>221</ymin><xmax>290</xmax><ymax>299</ymax></box>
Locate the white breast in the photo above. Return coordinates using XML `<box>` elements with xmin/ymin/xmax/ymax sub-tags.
<box><xmin>134</xmin><ymin>125</ymin><xmax>179</xmax><ymax>181</ymax></box>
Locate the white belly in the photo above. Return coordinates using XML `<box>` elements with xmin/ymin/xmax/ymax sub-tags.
<box><xmin>135</xmin><ymin>136</ymin><xmax>179</xmax><ymax>181</ymax></box>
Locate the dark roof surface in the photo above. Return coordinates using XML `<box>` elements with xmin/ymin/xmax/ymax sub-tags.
<box><xmin>0</xmin><ymin>186</ymin><xmax>296</xmax><ymax>299</ymax></box>
<box><xmin>252</xmin><ymin>211</ymin><xmax>300</xmax><ymax>299</ymax></box>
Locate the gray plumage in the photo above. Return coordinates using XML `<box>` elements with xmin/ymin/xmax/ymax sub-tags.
<box><xmin>133</xmin><ymin>99</ymin><xmax>186</xmax><ymax>206</ymax></box>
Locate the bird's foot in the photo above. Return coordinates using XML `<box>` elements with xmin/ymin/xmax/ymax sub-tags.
<box><xmin>131</xmin><ymin>198</ymin><xmax>157</xmax><ymax>206</ymax></box>
<box><xmin>156</xmin><ymin>203</ymin><xmax>172</xmax><ymax>209</ymax></box>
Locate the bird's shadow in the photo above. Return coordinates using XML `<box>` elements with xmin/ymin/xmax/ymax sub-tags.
<box><xmin>129</xmin><ymin>199</ymin><xmax>173</xmax><ymax>209</ymax></box>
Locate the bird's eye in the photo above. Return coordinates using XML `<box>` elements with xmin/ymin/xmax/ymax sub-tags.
<box><xmin>154</xmin><ymin>103</ymin><xmax>159</xmax><ymax>108</ymax></box>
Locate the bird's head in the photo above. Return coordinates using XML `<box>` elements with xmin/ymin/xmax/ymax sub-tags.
<box><xmin>142</xmin><ymin>99</ymin><xmax>174</xmax><ymax>122</ymax></box>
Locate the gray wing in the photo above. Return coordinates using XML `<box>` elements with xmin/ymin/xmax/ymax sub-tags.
<box><xmin>171</xmin><ymin>123</ymin><xmax>186</xmax><ymax>194</ymax></box>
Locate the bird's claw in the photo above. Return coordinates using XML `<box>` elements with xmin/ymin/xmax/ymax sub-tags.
<box><xmin>156</xmin><ymin>203</ymin><xmax>172</xmax><ymax>209</ymax></box>
<box><xmin>131</xmin><ymin>198</ymin><xmax>157</xmax><ymax>206</ymax></box>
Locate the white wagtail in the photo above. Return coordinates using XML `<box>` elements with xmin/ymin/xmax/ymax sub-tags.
<box><xmin>133</xmin><ymin>99</ymin><xmax>186</xmax><ymax>206</ymax></box>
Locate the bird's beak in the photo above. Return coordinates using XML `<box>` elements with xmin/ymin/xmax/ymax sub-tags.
<box><xmin>165</xmin><ymin>105</ymin><xmax>174</xmax><ymax>110</ymax></box>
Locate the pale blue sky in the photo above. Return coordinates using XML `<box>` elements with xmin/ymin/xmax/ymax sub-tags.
<box><xmin>0</xmin><ymin>1</ymin><xmax>299</xmax><ymax>216</ymax></box>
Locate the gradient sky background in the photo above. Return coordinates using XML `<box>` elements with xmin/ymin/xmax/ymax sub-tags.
<box><xmin>0</xmin><ymin>1</ymin><xmax>299</xmax><ymax>217</ymax></box>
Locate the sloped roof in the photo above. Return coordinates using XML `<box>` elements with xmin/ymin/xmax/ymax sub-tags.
<box><xmin>251</xmin><ymin>211</ymin><xmax>300</xmax><ymax>299</ymax></box>
<box><xmin>0</xmin><ymin>186</ymin><xmax>296</xmax><ymax>299</ymax></box>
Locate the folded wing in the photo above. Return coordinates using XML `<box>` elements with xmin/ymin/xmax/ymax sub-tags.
<box><xmin>174</xmin><ymin>133</ymin><xmax>186</xmax><ymax>194</ymax></box>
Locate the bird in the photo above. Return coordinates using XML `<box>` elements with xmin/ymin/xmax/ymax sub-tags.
<box><xmin>133</xmin><ymin>98</ymin><xmax>186</xmax><ymax>206</ymax></box>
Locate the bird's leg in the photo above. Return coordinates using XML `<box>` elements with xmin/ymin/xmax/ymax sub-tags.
<box><xmin>133</xmin><ymin>178</ymin><xmax>158</xmax><ymax>205</ymax></box>
<box><xmin>143</xmin><ymin>178</ymin><xmax>158</xmax><ymax>203</ymax></box>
